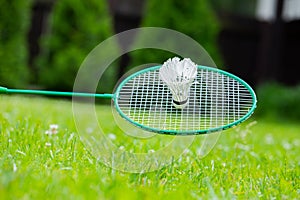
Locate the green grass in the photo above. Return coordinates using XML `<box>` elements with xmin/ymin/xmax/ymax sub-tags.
<box><xmin>0</xmin><ymin>96</ymin><xmax>299</xmax><ymax>199</ymax></box>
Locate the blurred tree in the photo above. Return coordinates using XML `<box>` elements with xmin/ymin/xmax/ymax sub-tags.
<box><xmin>107</xmin><ymin>0</ymin><xmax>146</xmax><ymax>79</ymax></box>
<box><xmin>27</xmin><ymin>0</ymin><xmax>56</xmax><ymax>84</ymax></box>
<box><xmin>256</xmin><ymin>82</ymin><xmax>300</xmax><ymax>121</ymax></box>
<box><xmin>256</xmin><ymin>0</ymin><xmax>285</xmax><ymax>84</ymax></box>
<box><xmin>211</xmin><ymin>0</ymin><xmax>300</xmax><ymax>86</ymax></box>
<box><xmin>129</xmin><ymin>0</ymin><xmax>223</xmax><ymax>68</ymax></box>
<box><xmin>36</xmin><ymin>0</ymin><xmax>113</xmax><ymax>91</ymax></box>
<box><xmin>211</xmin><ymin>0</ymin><xmax>257</xmax><ymax>18</ymax></box>
<box><xmin>0</xmin><ymin>0</ymin><xmax>32</xmax><ymax>88</ymax></box>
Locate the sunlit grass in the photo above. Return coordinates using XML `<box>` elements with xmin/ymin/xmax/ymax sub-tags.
<box><xmin>0</xmin><ymin>96</ymin><xmax>299</xmax><ymax>199</ymax></box>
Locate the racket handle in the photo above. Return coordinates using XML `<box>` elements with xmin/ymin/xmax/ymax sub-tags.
<box><xmin>0</xmin><ymin>86</ymin><xmax>113</xmax><ymax>99</ymax></box>
<box><xmin>0</xmin><ymin>86</ymin><xmax>8</xmax><ymax>93</ymax></box>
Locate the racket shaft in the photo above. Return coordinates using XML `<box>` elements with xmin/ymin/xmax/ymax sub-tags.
<box><xmin>0</xmin><ymin>87</ymin><xmax>113</xmax><ymax>98</ymax></box>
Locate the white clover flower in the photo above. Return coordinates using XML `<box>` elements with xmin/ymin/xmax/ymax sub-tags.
<box><xmin>45</xmin><ymin>124</ymin><xmax>59</xmax><ymax>135</ymax></box>
<box><xmin>148</xmin><ymin>149</ymin><xmax>155</xmax><ymax>153</ymax></box>
<box><xmin>265</xmin><ymin>134</ymin><xmax>274</xmax><ymax>145</ymax></box>
<box><xmin>282</xmin><ymin>140</ymin><xmax>292</xmax><ymax>150</ymax></box>
<box><xmin>196</xmin><ymin>148</ymin><xmax>204</xmax><ymax>156</ymax></box>
<box><xmin>107</xmin><ymin>133</ymin><xmax>116</xmax><ymax>140</ymax></box>
<box><xmin>182</xmin><ymin>148</ymin><xmax>191</xmax><ymax>155</ymax></box>
<box><xmin>13</xmin><ymin>163</ymin><xmax>17</xmax><ymax>172</ymax></box>
<box><xmin>119</xmin><ymin>146</ymin><xmax>125</xmax><ymax>150</ymax></box>
<box><xmin>86</xmin><ymin>127</ymin><xmax>93</xmax><ymax>134</ymax></box>
<box><xmin>45</xmin><ymin>142</ymin><xmax>51</xmax><ymax>147</ymax></box>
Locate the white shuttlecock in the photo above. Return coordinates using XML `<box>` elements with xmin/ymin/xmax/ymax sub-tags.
<box><xmin>159</xmin><ymin>57</ymin><xmax>198</xmax><ymax>109</ymax></box>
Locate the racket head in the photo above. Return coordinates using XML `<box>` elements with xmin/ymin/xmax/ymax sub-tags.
<box><xmin>113</xmin><ymin>65</ymin><xmax>257</xmax><ymax>135</ymax></box>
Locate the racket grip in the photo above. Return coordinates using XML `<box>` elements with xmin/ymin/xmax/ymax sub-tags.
<box><xmin>0</xmin><ymin>86</ymin><xmax>8</xmax><ymax>93</ymax></box>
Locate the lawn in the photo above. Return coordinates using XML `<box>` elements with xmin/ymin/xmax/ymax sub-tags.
<box><xmin>0</xmin><ymin>96</ymin><xmax>299</xmax><ymax>199</ymax></box>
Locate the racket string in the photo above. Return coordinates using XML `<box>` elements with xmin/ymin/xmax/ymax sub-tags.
<box><xmin>118</xmin><ymin>68</ymin><xmax>254</xmax><ymax>132</ymax></box>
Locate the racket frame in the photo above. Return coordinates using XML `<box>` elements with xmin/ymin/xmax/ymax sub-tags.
<box><xmin>114</xmin><ymin>65</ymin><xmax>257</xmax><ymax>135</ymax></box>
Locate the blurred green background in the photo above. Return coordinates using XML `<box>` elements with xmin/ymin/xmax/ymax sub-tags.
<box><xmin>0</xmin><ymin>0</ymin><xmax>300</xmax><ymax>121</ymax></box>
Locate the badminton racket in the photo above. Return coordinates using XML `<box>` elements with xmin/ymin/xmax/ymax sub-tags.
<box><xmin>0</xmin><ymin>64</ymin><xmax>257</xmax><ymax>135</ymax></box>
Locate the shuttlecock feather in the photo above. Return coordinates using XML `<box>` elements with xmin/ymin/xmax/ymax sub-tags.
<box><xmin>159</xmin><ymin>57</ymin><xmax>197</xmax><ymax>109</ymax></box>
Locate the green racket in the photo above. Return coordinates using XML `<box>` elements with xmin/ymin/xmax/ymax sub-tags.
<box><xmin>0</xmin><ymin>65</ymin><xmax>257</xmax><ymax>135</ymax></box>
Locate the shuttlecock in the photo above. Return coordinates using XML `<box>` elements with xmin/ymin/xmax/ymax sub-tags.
<box><xmin>159</xmin><ymin>57</ymin><xmax>197</xmax><ymax>109</ymax></box>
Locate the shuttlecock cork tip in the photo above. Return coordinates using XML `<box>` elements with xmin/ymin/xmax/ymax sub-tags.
<box><xmin>159</xmin><ymin>57</ymin><xmax>198</xmax><ymax>109</ymax></box>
